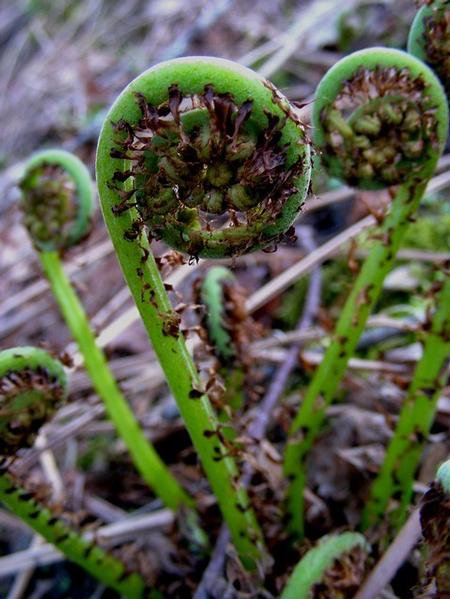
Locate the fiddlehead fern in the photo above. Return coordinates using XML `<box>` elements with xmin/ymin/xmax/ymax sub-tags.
<box><xmin>283</xmin><ymin>48</ymin><xmax>449</xmax><ymax>538</ymax></box>
<box><xmin>0</xmin><ymin>347</ymin><xmax>66</xmax><ymax>455</ymax></box>
<box><xmin>363</xmin><ymin>272</ymin><xmax>450</xmax><ymax>530</ymax></box>
<box><xmin>408</xmin><ymin>0</ymin><xmax>450</xmax><ymax>97</ymax></box>
<box><xmin>20</xmin><ymin>149</ymin><xmax>192</xmax><ymax>514</ymax></box>
<box><xmin>98</xmin><ymin>56</ymin><xmax>311</xmax><ymax>259</ymax></box>
<box><xmin>96</xmin><ymin>57</ymin><xmax>312</xmax><ymax>569</ymax></box>
<box><xmin>280</xmin><ymin>532</ymin><xmax>369</xmax><ymax>599</ymax></box>
<box><xmin>0</xmin><ymin>347</ymin><xmax>155</xmax><ymax>599</ymax></box>
<box><xmin>19</xmin><ymin>149</ymin><xmax>94</xmax><ymax>252</ymax></box>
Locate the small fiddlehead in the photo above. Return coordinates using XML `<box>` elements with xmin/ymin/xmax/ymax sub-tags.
<box><xmin>283</xmin><ymin>48</ymin><xmax>448</xmax><ymax>538</ymax></box>
<box><xmin>280</xmin><ymin>532</ymin><xmax>369</xmax><ymax>599</ymax></box>
<box><xmin>0</xmin><ymin>347</ymin><xmax>67</xmax><ymax>455</ymax></box>
<box><xmin>437</xmin><ymin>459</ymin><xmax>450</xmax><ymax>491</ymax></box>
<box><xmin>0</xmin><ymin>347</ymin><xmax>155</xmax><ymax>599</ymax></box>
<box><xmin>96</xmin><ymin>58</ymin><xmax>311</xmax><ymax>569</ymax></box>
<box><xmin>408</xmin><ymin>0</ymin><xmax>450</xmax><ymax>97</ymax></box>
<box><xmin>20</xmin><ymin>149</ymin><xmax>94</xmax><ymax>252</ymax></box>
<box><xmin>363</xmin><ymin>272</ymin><xmax>450</xmax><ymax>530</ymax></box>
<box><xmin>19</xmin><ymin>149</ymin><xmax>193</xmax><ymax>514</ymax></box>
<box><xmin>314</xmin><ymin>49</ymin><xmax>446</xmax><ymax>187</ymax></box>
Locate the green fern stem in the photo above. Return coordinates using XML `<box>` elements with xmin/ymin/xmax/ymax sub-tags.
<box><xmin>363</xmin><ymin>274</ymin><xmax>450</xmax><ymax>530</ymax></box>
<box><xmin>0</xmin><ymin>469</ymin><xmax>157</xmax><ymax>599</ymax></box>
<box><xmin>39</xmin><ymin>249</ymin><xmax>191</xmax><ymax>511</ymax></box>
<box><xmin>96</xmin><ymin>56</ymin><xmax>314</xmax><ymax>569</ymax></box>
<box><xmin>20</xmin><ymin>150</ymin><xmax>192</xmax><ymax>514</ymax></box>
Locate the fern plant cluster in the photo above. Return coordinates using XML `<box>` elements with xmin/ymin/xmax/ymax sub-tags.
<box><xmin>1</xmin><ymin>2</ymin><xmax>449</xmax><ymax>597</ymax></box>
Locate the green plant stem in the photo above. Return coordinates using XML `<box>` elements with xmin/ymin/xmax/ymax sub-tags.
<box><xmin>92</xmin><ymin>196</ymin><xmax>266</xmax><ymax>571</ymax></box>
<box><xmin>38</xmin><ymin>250</ymin><xmax>191</xmax><ymax>512</ymax></box>
<box><xmin>95</xmin><ymin>56</ymin><xmax>313</xmax><ymax>569</ymax></box>
<box><xmin>363</xmin><ymin>274</ymin><xmax>450</xmax><ymax>530</ymax></box>
<box><xmin>283</xmin><ymin>181</ymin><xmax>427</xmax><ymax>538</ymax></box>
<box><xmin>0</xmin><ymin>469</ymin><xmax>157</xmax><ymax>599</ymax></box>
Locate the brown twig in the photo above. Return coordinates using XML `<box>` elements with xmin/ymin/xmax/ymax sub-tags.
<box><xmin>352</xmin><ymin>508</ymin><xmax>422</xmax><ymax>599</ymax></box>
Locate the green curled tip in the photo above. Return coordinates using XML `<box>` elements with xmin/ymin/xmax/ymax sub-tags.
<box><xmin>0</xmin><ymin>347</ymin><xmax>67</xmax><ymax>456</ymax></box>
<box><xmin>408</xmin><ymin>1</ymin><xmax>450</xmax><ymax>97</ymax></box>
<box><xmin>96</xmin><ymin>57</ymin><xmax>312</xmax><ymax>259</ymax></box>
<box><xmin>312</xmin><ymin>47</ymin><xmax>449</xmax><ymax>190</ymax></box>
<box><xmin>280</xmin><ymin>532</ymin><xmax>369</xmax><ymax>599</ymax></box>
<box><xmin>20</xmin><ymin>149</ymin><xmax>95</xmax><ymax>252</ymax></box>
<box><xmin>436</xmin><ymin>459</ymin><xmax>450</xmax><ymax>493</ymax></box>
